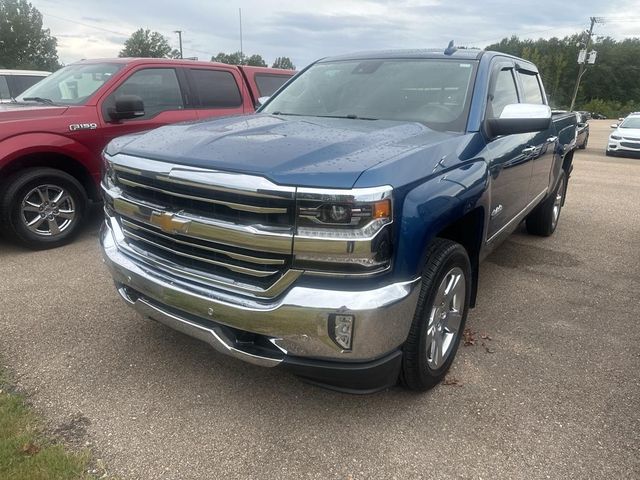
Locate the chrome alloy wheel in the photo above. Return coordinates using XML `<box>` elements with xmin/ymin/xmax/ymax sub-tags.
<box><xmin>551</xmin><ymin>176</ymin><xmax>565</xmax><ymax>230</ymax></box>
<box><xmin>20</xmin><ymin>184</ymin><xmax>76</xmax><ymax>237</ymax></box>
<box><xmin>426</xmin><ymin>267</ymin><xmax>466</xmax><ymax>369</ymax></box>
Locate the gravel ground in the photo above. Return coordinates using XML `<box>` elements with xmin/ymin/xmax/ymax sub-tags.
<box><xmin>1</xmin><ymin>120</ymin><xmax>639</xmax><ymax>479</ymax></box>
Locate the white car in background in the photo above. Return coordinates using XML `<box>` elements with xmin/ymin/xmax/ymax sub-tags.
<box><xmin>607</xmin><ymin>113</ymin><xmax>640</xmax><ymax>158</ymax></box>
<box><xmin>0</xmin><ymin>69</ymin><xmax>51</xmax><ymax>102</ymax></box>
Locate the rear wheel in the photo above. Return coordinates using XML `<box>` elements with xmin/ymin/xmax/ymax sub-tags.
<box><xmin>401</xmin><ymin>238</ymin><xmax>471</xmax><ymax>391</ymax></box>
<box><xmin>525</xmin><ymin>171</ymin><xmax>566</xmax><ymax>237</ymax></box>
<box><xmin>0</xmin><ymin>168</ymin><xmax>87</xmax><ymax>249</ymax></box>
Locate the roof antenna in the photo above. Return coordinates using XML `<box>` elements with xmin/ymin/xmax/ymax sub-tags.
<box><xmin>444</xmin><ymin>40</ymin><xmax>457</xmax><ymax>55</ymax></box>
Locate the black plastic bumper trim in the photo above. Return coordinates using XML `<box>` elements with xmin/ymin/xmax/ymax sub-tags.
<box><xmin>280</xmin><ymin>349</ymin><xmax>402</xmax><ymax>394</ymax></box>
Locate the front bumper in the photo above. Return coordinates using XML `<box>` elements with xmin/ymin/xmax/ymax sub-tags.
<box><xmin>607</xmin><ymin>137</ymin><xmax>640</xmax><ymax>156</ymax></box>
<box><xmin>100</xmin><ymin>218</ymin><xmax>420</xmax><ymax>391</ymax></box>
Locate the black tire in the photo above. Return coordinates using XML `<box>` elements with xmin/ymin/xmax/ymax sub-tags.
<box><xmin>579</xmin><ymin>135</ymin><xmax>588</xmax><ymax>149</ymax></box>
<box><xmin>0</xmin><ymin>168</ymin><xmax>87</xmax><ymax>250</ymax></box>
<box><xmin>401</xmin><ymin>238</ymin><xmax>471</xmax><ymax>391</ymax></box>
<box><xmin>525</xmin><ymin>170</ymin><xmax>566</xmax><ymax>237</ymax></box>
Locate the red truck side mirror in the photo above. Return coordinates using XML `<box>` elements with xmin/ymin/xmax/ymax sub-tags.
<box><xmin>108</xmin><ymin>95</ymin><xmax>145</xmax><ymax>121</ymax></box>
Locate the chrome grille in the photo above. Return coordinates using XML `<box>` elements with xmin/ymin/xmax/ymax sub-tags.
<box><xmin>103</xmin><ymin>153</ymin><xmax>299</xmax><ymax>298</ymax></box>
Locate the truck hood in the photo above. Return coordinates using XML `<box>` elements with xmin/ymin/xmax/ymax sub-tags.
<box><xmin>0</xmin><ymin>103</ymin><xmax>69</xmax><ymax>123</ymax></box>
<box><xmin>114</xmin><ymin>114</ymin><xmax>455</xmax><ymax>188</ymax></box>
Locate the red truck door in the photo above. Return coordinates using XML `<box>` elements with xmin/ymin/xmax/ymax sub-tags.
<box><xmin>98</xmin><ymin>66</ymin><xmax>197</xmax><ymax>145</ymax></box>
<box><xmin>185</xmin><ymin>66</ymin><xmax>248</xmax><ymax>120</ymax></box>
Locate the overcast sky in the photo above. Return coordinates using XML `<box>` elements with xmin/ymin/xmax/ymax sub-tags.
<box><xmin>32</xmin><ymin>0</ymin><xmax>640</xmax><ymax>68</ymax></box>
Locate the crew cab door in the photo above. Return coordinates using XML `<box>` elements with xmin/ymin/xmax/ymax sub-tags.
<box><xmin>185</xmin><ymin>67</ymin><xmax>247</xmax><ymax>120</ymax></box>
<box><xmin>98</xmin><ymin>66</ymin><xmax>197</xmax><ymax>143</ymax></box>
<box><xmin>485</xmin><ymin>61</ymin><xmax>534</xmax><ymax>239</ymax></box>
<box><xmin>515</xmin><ymin>68</ymin><xmax>556</xmax><ymax>200</ymax></box>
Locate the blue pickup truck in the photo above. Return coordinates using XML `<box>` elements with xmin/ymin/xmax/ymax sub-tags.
<box><xmin>100</xmin><ymin>48</ymin><xmax>577</xmax><ymax>393</ymax></box>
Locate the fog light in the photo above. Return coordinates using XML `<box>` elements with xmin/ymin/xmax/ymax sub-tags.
<box><xmin>329</xmin><ymin>313</ymin><xmax>354</xmax><ymax>350</ymax></box>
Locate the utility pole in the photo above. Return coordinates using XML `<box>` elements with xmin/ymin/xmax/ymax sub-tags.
<box><xmin>174</xmin><ymin>30</ymin><xmax>183</xmax><ymax>59</ymax></box>
<box><xmin>569</xmin><ymin>17</ymin><xmax>603</xmax><ymax>111</ymax></box>
<box><xmin>239</xmin><ymin>8</ymin><xmax>244</xmax><ymax>64</ymax></box>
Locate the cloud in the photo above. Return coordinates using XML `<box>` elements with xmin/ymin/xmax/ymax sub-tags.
<box><xmin>30</xmin><ymin>0</ymin><xmax>640</xmax><ymax>68</ymax></box>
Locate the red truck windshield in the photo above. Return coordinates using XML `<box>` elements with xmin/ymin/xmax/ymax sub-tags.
<box><xmin>16</xmin><ymin>63</ymin><xmax>123</xmax><ymax>105</ymax></box>
<box><xmin>262</xmin><ymin>58</ymin><xmax>477</xmax><ymax>132</ymax></box>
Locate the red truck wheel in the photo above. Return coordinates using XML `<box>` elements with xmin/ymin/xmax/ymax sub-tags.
<box><xmin>0</xmin><ymin>168</ymin><xmax>87</xmax><ymax>250</ymax></box>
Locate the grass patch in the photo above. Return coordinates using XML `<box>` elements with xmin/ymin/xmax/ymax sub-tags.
<box><xmin>0</xmin><ymin>366</ymin><xmax>95</xmax><ymax>480</ymax></box>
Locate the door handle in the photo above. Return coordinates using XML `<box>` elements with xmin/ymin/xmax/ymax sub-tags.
<box><xmin>522</xmin><ymin>146</ymin><xmax>536</xmax><ymax>154</ymax></box>
<box><xmin>546</xmin><ymin>136</ymin><xmax>558</xmax><ymax>143</ymax></box>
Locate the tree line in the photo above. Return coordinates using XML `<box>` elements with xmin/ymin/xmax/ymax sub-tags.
<box><xmin>486</xmin><ymin>35</ymin><xmax>640</xmax><ymax>117</ymax></box>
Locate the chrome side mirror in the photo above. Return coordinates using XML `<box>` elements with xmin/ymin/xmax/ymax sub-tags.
<box><xmin>256</xmin><ymin>96</ymin><xmax>270</xmax><ymax>107</ymax></box>
<box><xmin>486</xmin><ymin>103</ymin><xmax>552</xmax><ymax>138</ymax></box>
<box><xmin>610</xmin><ymin>124</ymin><xmax>619</xmax><ymax>129</ymax></box>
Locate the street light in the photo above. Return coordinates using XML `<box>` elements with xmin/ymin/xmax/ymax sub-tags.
<box><xmin>173</xmin><ymin>30</ymin><xmax>183</xmax><ymax>59</ymax></box>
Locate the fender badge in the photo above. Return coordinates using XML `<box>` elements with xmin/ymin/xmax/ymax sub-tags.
<box><xmin>69</xmin><ymin>123</ymin><xmax>98</xmax><ymax>131</ymax></box>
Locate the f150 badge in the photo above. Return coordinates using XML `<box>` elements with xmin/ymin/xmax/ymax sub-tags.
<box><xmin>68</xmin><ymin>123</ymin><xmax>98</xmax><ymax>131</ymax></box>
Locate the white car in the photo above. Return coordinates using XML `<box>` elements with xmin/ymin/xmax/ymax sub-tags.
<box><xmin>0</xmin><ymin>69</ymin><xmax>51</xmax><ymax>102</ymax></box>
<box><xmin>607</xmin><ymin>113</ymin><xmax>640</xmax><ymax>157</ymax></box>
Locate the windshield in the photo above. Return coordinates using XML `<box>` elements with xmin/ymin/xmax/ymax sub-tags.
<box><xmin>620</xmin><ymin>117</ymin><xmax>640</xmax><ymax>129</ymax></box>
<box><xmin>16</xmin><ymin>63</ymin><xmax>123</xmax><ymax>105</ymax></box>
<box><xmin>262</xmin><ymin>58</ymin><xmax>477</xmax><ymax>131</ymax></box>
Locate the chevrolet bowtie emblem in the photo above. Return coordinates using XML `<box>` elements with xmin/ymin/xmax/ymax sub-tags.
<box><xmin>150</xmin><ymin>211</ymin><xmax>191</xmax><ymax>234</ymax></box>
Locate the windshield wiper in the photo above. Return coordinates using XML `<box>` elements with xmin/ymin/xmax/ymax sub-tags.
<box><xmin>316</xmin><ymin>114</ymin><xmax>378</xmax><ymax>120</ymax></box>
<box><xmin>271</xmin><ymin>112</ymin><xmax>377</xmax><ymax>120</ymax></box>
<box><xmin>22</xmin><ymin>97</ymin><xmax>56</xmax><ymax>105</ymax></box>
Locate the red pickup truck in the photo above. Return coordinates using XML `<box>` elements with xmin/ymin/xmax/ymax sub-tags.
<box><xmin>0</xmin><ymin>58</ymin><xmax>294</xmax><ymax>248</ymax></box>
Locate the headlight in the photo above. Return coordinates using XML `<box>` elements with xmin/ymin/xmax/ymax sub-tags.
<box><xmin>293</xmin><ymin>186</ymin><xmax>393</xmax><ymax>274</ymax></box>
<box><xmin>610</xmin><ymin>134</ymin><xmax>622</xmax><ymax>140</ymax></box>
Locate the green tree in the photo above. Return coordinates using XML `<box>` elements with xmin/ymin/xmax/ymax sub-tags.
<box><xmin>211</xmin><ymin>51</ymin><xmax>244</xmax><ymax>65</ymax></box>
<box><xmin>246</xmin><ymin>54</ymin><xmax>266</xmax><ymax>67</ymax></box>
<box><xmin>119</xmin><ymin>28</ymin><xmax>175</xmax><ymax>58</ymax></box>
<box><xmin>0</xmin><ymin>0</ymin><xmax>60</xmax><ymax>70</ymax></box>
<box><xmin>272</xmin><ymin>56</ymin><xmax>295</xmax><ymax>70</ymax></box>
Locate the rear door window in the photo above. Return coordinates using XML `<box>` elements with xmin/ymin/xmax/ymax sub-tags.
<box><xmin>254</xmin><ymin>74</ymin><xmax>290</xmax><ymax>97</ymax></box>
<box><xmin>189</xmin><ymin>69</ymin><xmax>242</xmax><ymax>108</ymax></box>
<box><xmin>518</xmin><ymin>72</ymin><xmax>544</xmax><ymax>104</ymax></box>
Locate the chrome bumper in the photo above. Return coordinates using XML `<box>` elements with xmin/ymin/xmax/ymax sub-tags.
<box><xmin>100</xmin><ymin>218</ymin><xmax>421</xmax><ymax>365</ymax></box>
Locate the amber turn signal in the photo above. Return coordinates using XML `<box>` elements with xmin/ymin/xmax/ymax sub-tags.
<box><xmin>373</xmin><ymin>199</ymin><xmax>391</xmax><ymax>219</ymax></box>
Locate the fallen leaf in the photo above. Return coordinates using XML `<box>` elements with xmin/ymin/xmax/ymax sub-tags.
<box><xmin>21</xmin><ymin>442</ymin><xmax>40</xmax><ymax>456</ymax></box>
<box><xmin>485</xmin><ymin>346</ymin><xmax>495</xmax><ymax>354</ymax></box>
<box><xmin>444</xmin><ymin>376</ymin><xmax>462</xmax><ymax>386</ymax></box>
<box><xmin>480</xmin><ymin>332</ymin><xmax>492</xmax><ymax>340</ymax></box>
<box><xmin>463</xmin><ymin>328</ymin><xmax>477</xmax><ymax>346</ymax></box>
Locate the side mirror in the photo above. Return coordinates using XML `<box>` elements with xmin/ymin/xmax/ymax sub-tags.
<box><xmin>486</xmin><ymin>103</ymin><xmax>552</xmax><ymax>138</ymax></box>
<box><xmin>108</xmin><ymin>95</ymin><xmax>145</xmax><ymax>121</ymax></box>
<box><xmin>610</xmin><ymin>124</ymin><xmax>619</xmax><ymax>129</ymax></box>
<box><xmin>618</xmin><ymin>117</ymin><xmax>624</xmax><ymax>122</ymax></box>
<box><xmin>256</xmin><ymin>96</ymin><xmax>270</xmax><ymax>108</ymax></box>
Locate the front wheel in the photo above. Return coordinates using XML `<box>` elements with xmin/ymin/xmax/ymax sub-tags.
<box><xmin>0</xmin><ymin>168</ymin><xmax>87</xmax><ymax>249</ymax></box>
<box><xmin>401</xmin><ymin>238</ymin><xmax>471</xmax><ymax>391</ymax></box>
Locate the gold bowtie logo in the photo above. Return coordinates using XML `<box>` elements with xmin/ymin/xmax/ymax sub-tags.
<box><xmin>150</xmin><ymin>211</ymin><xmax>191</xmax><ymax>234</ymax></box>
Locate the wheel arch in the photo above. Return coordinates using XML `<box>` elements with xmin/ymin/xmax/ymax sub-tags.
<box><xmin>0</xmin><ymin>151</ymin><xmax>98</xmax><ymax>202</ymax></box>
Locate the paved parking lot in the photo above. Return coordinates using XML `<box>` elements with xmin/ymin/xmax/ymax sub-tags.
<box><xmin>1</xmin><ymin>120</ymin><xmax>638</xmax><ymax>479</ymax></box>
